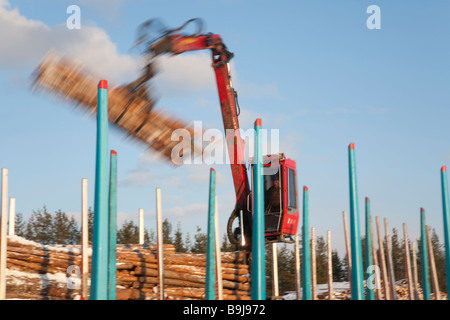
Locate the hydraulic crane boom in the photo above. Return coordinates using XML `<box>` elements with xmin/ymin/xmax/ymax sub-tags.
<box><xmin>153</xmin><ymin>33</ymin><xmax>250</xmax><ymax>211</ymax></box>
<box><xmin>128</xmin><ymin>18</ymin><xmax>299</xmax><ymax>250</ymax></box>
<box><xmin>133</xmin><ymin>19</ymin><xmax>253</xmax><ymax>247</ymax></box>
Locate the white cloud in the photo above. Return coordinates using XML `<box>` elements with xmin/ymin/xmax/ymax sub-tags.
<box><xmin>151</xmin><ymin>52</ymin><xmax>216</xmax><ymax>96</ymax></box>
<box><xmin>0</xmin><ymin>1</ymin><xmax>233</xmax><ymax>96</ymax></box>
<box><xmin>0</xmin><ymin>1</ymin><xmax>140</xmax><ymax>83</ymax></box>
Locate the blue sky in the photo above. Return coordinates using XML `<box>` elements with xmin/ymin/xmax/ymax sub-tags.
<box><xmin>1</xmin><ymin>0</ymin><xmax>450</xmax><ymax>256</ymax></box>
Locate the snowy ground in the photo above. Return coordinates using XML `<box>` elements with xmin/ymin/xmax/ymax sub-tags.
<box><xmin>283</xmin><ymin>282</ymin><xmax>351</xmax><ymax>300</ymax></box>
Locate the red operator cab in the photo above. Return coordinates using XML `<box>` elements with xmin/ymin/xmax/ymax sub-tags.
<box><xmin>251</xmin><ymin>153</ymin><xmax>299</xmax><ymax>243</ymax></box>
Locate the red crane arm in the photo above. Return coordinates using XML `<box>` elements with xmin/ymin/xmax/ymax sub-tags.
<box><xmin>153</xmin><ymin>34</ymin><xmax>250</xmax><ymax>210</ymax></box>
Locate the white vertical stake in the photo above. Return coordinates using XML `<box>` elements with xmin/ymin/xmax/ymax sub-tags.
<box><xmin>156</xmin><ymin>188</ymin><xmax>164</xmax><ymax>300</ymax></box>
<box><xmin>403</xmin><ymin>223</ymin><xmax>414</xmax><ymax>300</ymax></box>
<box><xmin>0</xmin><ymin>168</ymin><xmax>8</xmax><ymax>300</ymax></box>
<box><xmin>327</xmin><ymin>230</ymin><xmax>333</xmax><ymax>300</ymax></box>
<box><xmin>426</xmin><ymin>225</ymin><xmax>440</xmax><ymax>300</ymax></box>
<box><xmin>272</xmin><ymin>242</ymin><xmax>279</xmax><ymax>298</ymax></box>
<box><xmin>214</xmin><ymin>195</ymin><xmax>223</xmax><ymax>300</ymax></box>
<box><xmin>8</xmin><ymin>197</ymin><xmax>15</xmax><ymax>236</ymax></box>
<box><xmin>81</xmin><ymin>178</ymin><xmax>89</xmax><ymax>299</ymax></box>
<box><xmin>139</xmin><ymin>208</ymin><xmax>144</xmax><ymax>245</ymax></box>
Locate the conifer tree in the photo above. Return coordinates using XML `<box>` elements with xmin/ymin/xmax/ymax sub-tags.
<box><xmin>25</xmin><ymin>206</ymin><xmax>54</xmax><ymax>245</ymax></box>
<box><xmin>117</xmin><ymin>220</ymin><xmax>139</xmax><ymax>244</ymax></box>
<box><xmin>191</xmin><ymin>226</ymin><xmax>207</xmax><ymax>253</ymax></box>
<box><xmin>13</xmin><ymin>212</ymin><xmax>26</xmax><ymax>237</ymax></box>
<box><xmin>173</xmin><ymin>222</ymin><xmax>186</xmax><ymax>252</ymax></box>
<box><xmin>162</xmin><ymin>218</ymin><xmax>173</xmax><ymax>244</ymax></box>
<box><xmin>315</xmin><ymin>235</ymin><xmax>328</xmax><ymax>284</ymax></box>
<box><xmin>332</xmin><ymin>249</ymin><xmax>344</xmax><ymax>282</ymax></box>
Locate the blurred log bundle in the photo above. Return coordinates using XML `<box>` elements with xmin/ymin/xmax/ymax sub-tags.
<box><xmin>5</xmin><ymin>236</ymin><xmax>251</xmax><ymax>300</ymax></box>
<box><xmin>31</xmin><ymin>51</ymin><xmax>203</xmax><ymax>165</ymax></box>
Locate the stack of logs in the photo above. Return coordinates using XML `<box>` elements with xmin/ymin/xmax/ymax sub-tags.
<box><xmin>5</xmin><ymin>235</ymin><xmax>251</xmax><ymax>300</ymax></box>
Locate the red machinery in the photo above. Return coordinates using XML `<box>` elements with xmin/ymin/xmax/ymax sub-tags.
<box><xmin>130</xmin><ymin>18</ymin><xmax>299</xmax><ymax>249</ymax></box>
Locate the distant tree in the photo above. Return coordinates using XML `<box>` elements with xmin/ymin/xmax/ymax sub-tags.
<box><xmin>162</xmin><ymin>218</ymin><xmax>173</xmax><ymax>244</ymax></box>
<box><xmin>184</xmin><ymin>232</ymin><xmax>192</xmax><ymax>253</ymax></box>
<box><xmin>117</xmin><ymin>220</ymin><xmax>139</xmax><ymax>244</ymax></box>
<box><xmin>53</xmin><ymin>209</ymin><xmax>80</xmax><ymax>245</ymax></box>
<box><xmin>332</xmin><ymin>250</ymin><xmax>344</xmax><ymax>282</ymax></box>
<box><xmin>430</xmin><ymin>228</ymin><xmax>446</xmax><ymax>292</ymax></box>
<box><xmin>173</xmin><ymin>222</ymin><xmax>187</xmax><ymax>252</ymax></box>
<box><xmin>13</xmin><ymin>212</ymin><xmax>26</xmax><ymax>237</ymax></box>
<box><xmin>315</xmin><ymin>235</ymin><xmax>328</xmax><ymax>284</ymax></box>
<box><xmin>390</xmin><ymin>228</ymin><xmax>404</xmax><ymax>281</ymax></box>
<box><xmin>25</xmin><ymin>206</ymin><xmax>54</xmax><ymax>245</ymax></box>
<box><xmin>191</xmin><ymin>226</ymin><xmax>207</xmax><ymax>254</ymax></box>
<box><xmin>221</xmin><ymin>233</ymin><xmax>235</xmax><ymax>252</ymax></box>
<box><xmin>148</xmin><ymin>228</ymin><xmax>156</xmax><ymax>244</ymax></box>
<box><xmin>277</xmin><ymin>244</ymin><xmax>296</xmax><ymax>295</ymax></box>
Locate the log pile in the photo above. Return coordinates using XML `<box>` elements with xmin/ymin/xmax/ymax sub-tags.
<box><xmin>4</xmin><ymin>235</ymin><xmax>251</xmax><ymax>300</ymax></box>
<box><xmin>31</xmin><ymin>51</ymin><xmax>203</xmax><ymax>165</ymax></box>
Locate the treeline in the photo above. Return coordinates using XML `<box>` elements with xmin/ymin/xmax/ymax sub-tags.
<box><xmin>11</xmin><ymin>207</ymin><xmax>448</xmax><ymax>297</ymax></box>
<box><xmin>11</xmin><ymin>206</ymin><xmax>236</xmax><ymax>254</ymax></box>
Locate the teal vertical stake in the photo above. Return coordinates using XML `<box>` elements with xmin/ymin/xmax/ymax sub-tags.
<box><xmin>205</xmin><ymin>168</ymin><xmax>216</xmax><ymax>300</ymax></box>
<box><xmin>302</xmin><ymin>186</ymin><xmax>312</xmax><ymax>300</ymax></box>
<box><xmin>441</xmin><ymin>166</ymin><xmax>450</xmax><ymax>299</ymax></box>
<box><xmin>420</xmin><ymin>207</ymin><xmax>431</xmax><ymax>300</ymax></box>
<box><xmin>90</xmin><ymin>80</ymin><xmax>109</xmax><ymax>300</ymax></box>
<box><xmin>251</xmin><ymin>118</ymin><xmax>265</xmax><ymax>300</ymax></box>
<box><xmin>108</xmin><ymin>150</ymin><xmax>117</xmax><ymax>300</ymax></box>
<box><xmin>365</xmin><ymin>197</ymin><xmax>375</xmax><ymax>300</ymax></box>
<box><xmin>348</xmin><ymin>143</ymin><xmax>365</xmax><ymax>300</ymax></box>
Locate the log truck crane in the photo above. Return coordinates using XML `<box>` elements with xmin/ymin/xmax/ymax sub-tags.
<box><xmin>128</xmin><ymin>18</ymin><xmax>299</xmax><ymax>251</ymax></box>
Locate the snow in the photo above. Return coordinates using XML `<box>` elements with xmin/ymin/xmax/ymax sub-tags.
<box><xmin>7</xmin><ymin>235</ymin><xmax>91</xmax><ymax>255</ymax></box>
<box><xmin>283</xmin><ymin>282</ymin><xmax>351</xmax><ymax>300</ymax></box>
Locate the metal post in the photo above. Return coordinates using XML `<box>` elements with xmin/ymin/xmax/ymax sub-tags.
<box><xmin>420</xmin><ymin>208</ymin><xmax>431</xmax><ymax>300</ymax></box>
<box><xmin>156</xmin><ymin>188</ymin><xmax>165</xmax><ymax>300</ymax></box>
<box><xmin>251</xmin><ymin>118</ymin><xmax>265</xmax><ymax>300</ymax></box>
<box><xmin>348</xmin><ymin>143</ymin><xmax>364</xmax><ymax>300</ymax></box>
<box><xmin>441</xmin><ymin>165</ymin><xmax>450</xmax><ymax>299</ymax></box>
<box><xmin>90</xmin><ymin>79</ymin><xmax>110</xmax><ymax>300</ymax></box>
<box><xmin>0</xmin><ymin>168</ymin><xmax>8</xmax><ymax>300</ymax></box>
<box><xmin>365</xmin><ymin>197</ymin><xmax>375</xmax><ymax>300</ymax></box>
<box><xmin>108</xmin><ymin>150</ymin><xmax>117</xmax><ymax>300</ymax></box>
<box><xmin>302</xmin><ymin>186</ymin><xmax>312</xmax><ymax>300</ymax></box>
<box><xmin>205</xmin><ymin>168</ymin><xmax>216</xmax><ymax>300</ymax></box>
<box><xmin>81</xmin><ymin>178</ymin><xmax>89</xmax><ymax>300</ymax></box>
<box><xmin>8</xmin><ymin>197</ymin><xmax>15</xmax><ymax>236</ymax></box>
